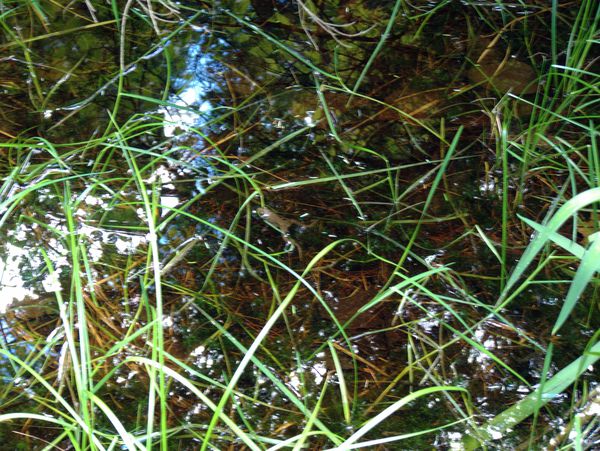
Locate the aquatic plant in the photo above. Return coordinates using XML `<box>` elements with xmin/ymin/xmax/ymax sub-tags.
<box><xmin>0</xmin><ymin>0</ymin><xmax>597</xmax><ymax>449</ymax></box>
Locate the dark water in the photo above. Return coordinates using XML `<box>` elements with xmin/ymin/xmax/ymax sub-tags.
<box><xmin>0</xmin><ymin>1</ymin><xmax>597</xmax><ymax>449</ymax></box>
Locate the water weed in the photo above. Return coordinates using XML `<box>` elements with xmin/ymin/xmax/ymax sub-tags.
<box><xmin>0</xmin><ymin>0</ymin><xmax>598</xmax><ymax>449</ymax></box>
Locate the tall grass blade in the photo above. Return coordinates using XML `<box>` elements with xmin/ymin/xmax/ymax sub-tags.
<box><xmin>327</xmin><ymin>341</ymin><xmax>351</xmax><ymax>425</ymax></box>
<box><xmin>553</xmin><ymin>235</ymin><xmax>600</xmax><ymax>334</ymax></box>
<box><xmin>329</xmin><ymin>386</ymin><xmax>468</xmax><ymax>450</ymax></box>
<box><xmin>87</xmin><ymin>392</ymin><xmax>142</xmax><ymax>450</ymax></box>
<box><xmin>127</xmin><ymin>357</ymin><xmax>262</xmax><ymax>450</ymax></box>
<box><xmin>499</xmin><ymin>188</ymin><xmax>600</xmax><ymax>305</ymax></box>
<box><xmin>463</xmin><ymin>339</ymin><xmax>600</xmax><ymax>450</ymax></box>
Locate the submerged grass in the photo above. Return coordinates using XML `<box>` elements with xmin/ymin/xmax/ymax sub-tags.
<box><xmin>0</xmin><ymin>0</ymin><xmax>598</xmax><ymax>449</ymax></box>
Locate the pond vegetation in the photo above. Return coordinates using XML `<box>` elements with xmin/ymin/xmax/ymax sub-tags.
<box><xmin>0</xmin><ymin>0</ymin><xmax>599</xmax><ymax>449</ymax></box>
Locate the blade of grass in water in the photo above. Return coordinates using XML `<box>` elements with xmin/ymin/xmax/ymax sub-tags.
<box><xmin>112</xmin><ymin>112</ymin><xmax>168</xmax><ymax>450</ymax></box>
<box><xmin>0</xmin><ymin>350</ymin><xmax>106</xmax><ymax>449</ymax></box>
<box><xmin>381</xmin><ymin>126</ymin><xmax>463</xmax><ymax>292</ymax></box>
<box><xmin>327</xmin><ymin>341</ymin><xmax>351</xmax><ymax>425</ymax></box>
<box><xmin>200</xmin><ymin>241</ymin><xmax>351</xmax><ymax>450</ymax></box>
<box><xmin>499</xmin><ymin>187</ymin><xmax>600</xmax><ymax>307</ymax></box>
<box><xmin>347</xmin><ymin>0</ymin><xmax>402</xmax><ymax>106</ymax></box>
<box><xmin>292</xmin><ymin>373</ymin><xmax>331</xmax><ymax>451</ymax></box>
<box><xmin>319</xmin><ymin>148</ymin><xmax>365</xmax><ymax>219</ymax></box>
<box><xmin>553</xmin><ymin>233</ymin><xmax>600</xmax><ymax>334</ymax></box>
<box><xmin>463</xmin><ymin>338</ymin><xmax>600</xmax><ymax>450</ymax></box>
<box><xmin>126</xmin><ymin>357</ymin><xmax>262</xmax><ymax>450</ymax></box>
<box><xmin>87</xmin><ymin>392</ymin><xmax>141</xmax><ymax>450</ymax></box>
<box><xmin>0</xmin><ymin>19</ymin><xmax>117</xmax><ymax>50</ymax></box>
<box><xmin>149</xmin><ymin>318</ymin><xmax>342</xmax><ymax>445</ymax></box>
<box><xmin>331</xmin><ymin>386</ymin><xmax>469</xmax><ymax>451</ymax></box>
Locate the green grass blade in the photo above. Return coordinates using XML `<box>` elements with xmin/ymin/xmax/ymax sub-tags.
<box><xmin>87</xmin><ymin>392</ymin><xmax>142</xmax><ymax>450</ymax></box>
<box><xmin>127</xmin><ymin>357</ymin><xmax>262</xmax><ymax>451</ymax></box>
<box><xmin>348</xmin><ymin>0</ymin><xmax>402</xmax><ymax>103</ymax></box>
<box><xmin>292</xmin><ymin>373</ymin><xmax>331</xmax><ymax>451</ymax></box>
<box><xmin>520</xmin><ymin>216</ymin><xmax>586</xmax><ymax>259</ymax></box>
<box><xmin>327</xmin><ymin>341</ymin><xmax>351</xmax><ymax>425</ymax></box>
<box><xmin>553</xmin><ymin>235</ymin><xmax>600</xmax><ymax>334</ymax></box>
<box><xmin>201</xmin><ymin>240</ymin><xmax>349</xmax><ymax>450</ymax></box>
<box><xmin>463</xmin><ymin>339</ymin><xmax>600</xmax><ymax>450</ymax></box>
<box><xmin>500</xmin><ymin>187</ymin><xmax>600</xmax><ymax>305</ymax></box>
<box><xmin>332</xmin><ymin>386</ymin><xmax>468</xmax><ymax>450</ymax></box>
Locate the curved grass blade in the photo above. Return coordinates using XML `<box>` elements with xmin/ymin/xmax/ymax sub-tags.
<box><xmin>553</xmin><ymin>234</ymin><xmax>600</xmax><ymax>334</ymax></box>
<box><xmin>127</xmin><ymin>357</ymin><xmax>262</xmax><ymax>451</ymax></box>
<box><xmin>0</xmin><ymin>350</ymin><xmax>106</xmax><ymax>450</ymax></box>
<box><xmin>338</xmin><ymin>418</ymin><xmax>469</xmax><ymax>450</ymax></box>
<box><xmin>327</xmin><ymin>341</ymin><xmax>350</xmax><ymax>425</ymax></box>
<box><xmin>463</xmin><ymin>338</ymin><xmax>600</xmax><ymax>450</ymax></box>
<box><xmin>201</xmin><ymin>240</ymin><xmax>351</xmax><ymax>451</ymax></box>
<box><xmin>87</xmin><ymin>392</ymin><xmax>142</xmax><ymax>450</ymax></box>
<box><xmin>499</xmin><ymin>187</ymin><xmax>600</xmax><ymax>306</ymax></box>
<box><xmin>348</xmin><ymin>0</ymin><xmax>402</xmax><ymax>104</ymax></box>
<box><xmin>328</xmin><ymin>386</ymin><xmax>468</xmax><ymax>451</ymax></box>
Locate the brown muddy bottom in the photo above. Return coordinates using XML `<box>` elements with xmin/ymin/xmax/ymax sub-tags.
<box><xmin>0</xmin><ymin>1</ymin><xmax>598</xmax><ymax>449</ymax></box>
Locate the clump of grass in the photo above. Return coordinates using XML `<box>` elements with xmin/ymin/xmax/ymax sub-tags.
<box><xmin>0</xmin><ymin>0</ymin><xmax>598</xmax><ymax>449</ymax></box>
